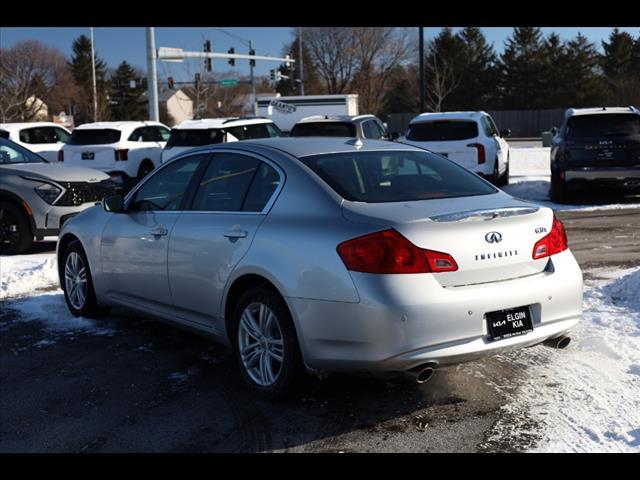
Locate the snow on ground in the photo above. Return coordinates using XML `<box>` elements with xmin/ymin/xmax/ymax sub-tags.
<box><xmin>486</xmin><ymin>267</ymin><xmax>640</xmax><ymax>452</ymax></box>
<box><xmin>1</xmin><ymin>253</ymin><xmax>59</xmax><ymax>300</ymax></box>
<box><xmin>506</xmin><ymin>147</ymin><xmax>640</xmax><ymax>211</ymax></box>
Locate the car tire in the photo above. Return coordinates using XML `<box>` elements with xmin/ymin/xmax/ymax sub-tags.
<box><xmin>0</xmin><ymin>201</ymin><xmax>33</xmax><ymax>255</ymax></box>
<box><xmin>232</xmin><ymin>285</ymin><xmax>305</xmax><ymax>400</ymax></box>
<box><xmin>491</xmin><ymin>158</ymin><xmax>501</xmax><ymax>185</ymax></box>
<box><xmin>137</xmin><ymin>161</ymin><xmax>154</xmax><ymax>182</ymax></box>
<box><xmin>499</xmin><ymin>155</ymin><xmax>510</xmax><ymax>186</ymax></box>
<box><xmin>62</xmin><ymin>240</ymin><xmax>110</xmax><ymax>318</ymax></box>
<box><xmin>550</xmin><ymin>173</ymin><xmax>570</xmax><ymax>203</ymax></box>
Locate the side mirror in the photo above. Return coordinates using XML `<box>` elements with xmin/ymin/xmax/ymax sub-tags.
<box><xmin>102</xmin><ymin>194</ymin><xmax>125</xmax><ymax>213</ymax></box>
<box><xmin>390</xmin><ymin>132</ymin><xmax>400</xmax><ymax>141</ymax></box>
<box><xmin>500</xmin><ymin>128</ymin><xmax>511</xmax><ymax>138</ymax></box>
<box><xmin>550</xmin><ymin>127</ymin><xmax>558</xmax><ymax>136</ymax></box>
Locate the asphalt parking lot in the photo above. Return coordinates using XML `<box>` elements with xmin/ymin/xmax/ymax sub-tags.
<box><xmin>1</xmin><ymin>205</ymin><xmax>639</xmax><ymax>453</ymax></box>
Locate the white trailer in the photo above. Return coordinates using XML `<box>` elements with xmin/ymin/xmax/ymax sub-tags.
<box><xmin>256</xmin><ymin>94</ymin><xmax>359</xmax><ymax>133</ymax></box>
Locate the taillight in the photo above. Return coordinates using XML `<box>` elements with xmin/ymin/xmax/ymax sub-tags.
<box><xmin>58</xmin><ymin>150</ymin><xmax>64</xmax><ymax>162</ymax></box>
<box><xmin>114</xmin><ymin>149</ymin><xmax>128</xmax><ymax>161</ymax></box>
<box><xmin>555</xmin><ymin>145</ymin><xmax>566</xmax><ymax>163</ymax></box>
<box><xmin>467</xmin><ymin>143</ymin><xmax>485</xmax><ymax>164</ymax></box>
<box><xmin>532</xmin><ymin>215</ymin><xmax>568</xmax><ymax>260</ymax></box>
<box><xmin>337</xmin><ymin>229</ymin><xmax>458</xmax><ymax>274</ymax></box>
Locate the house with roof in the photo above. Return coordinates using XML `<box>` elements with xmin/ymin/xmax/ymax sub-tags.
<box><xmin>158</xmin><ymin>89</ymin><xmax>193</xmax><ymax>126</ymax></box>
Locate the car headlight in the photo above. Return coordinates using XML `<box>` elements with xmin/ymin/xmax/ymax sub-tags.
<box><xmin>35</xmin><ymin>182</ymin><xmax>63</xmax><ymax>204</ymax></box>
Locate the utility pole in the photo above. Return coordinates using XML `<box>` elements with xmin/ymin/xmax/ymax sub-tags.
<box><xmin>146</xmin><ymin>27</ymin><xmax>160</xmax><ymax>122</ymax></box>
<box><xmin>90</xmin><ymin>27</ymin><xmax>98</xmax><ymax>122</ymax></box>
<box><xmin>249</xmin><ymin>40</ymin><xmax>257</xmax><ymax>116</ymax></box>
<box><xmin>298</xmin><ymin>27</ymin><xmax>305</xmax><ymax>95</ymax></box>
<box><xmin>419</xmin><ymin>27</ymin><xmax>425</xmax><ymax>113</ymax></box>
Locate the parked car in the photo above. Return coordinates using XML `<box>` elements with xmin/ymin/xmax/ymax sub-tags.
<box><xmin>549</xmin><ymin>106</ymin><xmax>640</xmax><ymax>201</ymax></box>
<box><xmin>0</xmin><ymin>122</ymin><xmax>72</xmax><ymax>163</ymax></box>
<box><xmin>59</xmin><ymin>121</ymin><xmax>171</xmax><ymax>191</ymax></box>
<box><xmin>401</xmin><ymin>111</ymin><xmax>511</xmax><ymax>185</ymax></box>
<box><xmin>290</xmin><ymin>115</ymin><xmax>391</xmax><ymax>140</ymax></box>
<box><xmin>162</xmin><ymin>117</ymin><xmax>283</xmax><ymax>164</ymax></box>
<box><xmin>57</xmin><ymin>137</ymin><xmax>582</xmax><ymax>398</ymax></box>
<box><xmin>1</xmin><ymin>137</ymin><xmax>113</xmax><ymax>254</ymax></box>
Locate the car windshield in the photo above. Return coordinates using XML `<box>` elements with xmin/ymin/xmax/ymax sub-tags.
<box><xmin>406</xmin><ymin>120</ymin><xmax>478</xmax><ymax>141</ymax></box>
<box><xmin>166</xmin><ymin>128</ymin><xmax>225</xmax><ymax>148</ymax></box>
<box><xmin>68</xmin><ymin>129</ymin><xmax>121</xmax><ymax>145</ymax></box>
<box><xmin>291</xmin><ymin>122</ymin><xmax>357</xmax><ymax>137</ymax></box>
<box><xmin>0</xmin><ymin>138</ymin><xmax>48</xmax><ymax>164</ymax></box>
<box><xmin>301</xmin><ymin>150</ymin><xmax>496</xmax><ymax>203</ymax></box>
<box><xmin>566</xmin><ymin>114</ymin><xmax>640</xmax><ymax>138</ymax></box>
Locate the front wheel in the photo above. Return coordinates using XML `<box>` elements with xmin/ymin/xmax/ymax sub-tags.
<box><xmin>0</xmin><ymin>201</ymin><xmax>33</xmax><ymax>255</ymax></box>
<box><xmin>232</xmin><ymin>286</ymin><xmax>305</xmax><ymax>399</ymax></box>
<box><xmin>62</xmin><ymin>241</ymin><xmax>110</xmax><ymax>318</ymax></box>
<box><xmin>549</xmin><ymin>173</ymin><xmax>570</xmax><ymax>203</ymax></box>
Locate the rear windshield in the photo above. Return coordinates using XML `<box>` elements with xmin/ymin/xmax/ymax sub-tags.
<box><xmin>301</xmin><ymin>150</ymin><xmax>496</xmax><ymax>203</ymax></box>
<box><xmin>406</xmin><ymin>121</ymin><xmax>479</xmax><ymax>141</ymax></box>
<box><xmin>166</xmin><ymin>128</ymin><xmax>225</xmax><ymax>148</ymax></box>
<box><xmin>566</xmin><ymin>114</ymin><xmax>640</xmax><ymax>138</ymax></box>
<box><xmin>68</xmin><ymin>129</ymin><xmax>121</xmax><ymax>145</ymax></box>
<box><xmin>226</xmin><ymin>122</ymin><xmax>283</xmax><ymax>140</ymax></box>
<box><xmin>291</xmin><ymin>122</ymin><xmax>357</xmax><ymax>138</ymax></box>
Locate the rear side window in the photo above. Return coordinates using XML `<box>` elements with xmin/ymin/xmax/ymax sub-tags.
<box><xmin>566</xmin><ymin>114</ymin><xmax>640</xmax><ymax>138</ymax></box>
<box><xmin>166</xmin><ymin>129</ymin><xmax>225</xmax><ymax>148</ymax></box>
<box><xmin>191</xmin><ymin>153</ymin><xmax>260</xmax><ymax>212</ymax></box>
<box><xmin>242</xmin><ymin>163</ymin><xmax>281</xmax><ymax>212</ymax></box>
<box><xmin>68</xmin><ymin>129</ymin><xmax>121</xmax><ymax>145</ymax></box>
<box><xmin>19</xmin><ymin>127</ymin><xmax>67</xmax><ymax>144</ymax></box>
<box><xmin>301</xmin><ymin>150</ymin><xmax>496</xmax><ymax>203</ymax></box>
<box><xmin>291</xmin><ymin>122</ymin><xmax>357</xmax><ymax>137</ymax></box>
<box><xmin>226</xmin><ymin>122</ymin><xmax>283</xmax><ymax>140</ymax></box>
<box><xmin>406</xmin><ymin>121</ymin><xmax>478</xmax><ymax>141</ymax></box>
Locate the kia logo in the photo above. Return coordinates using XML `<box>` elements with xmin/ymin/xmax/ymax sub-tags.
<box><xmin>485</xmin><ymin>231</ymin><xmax>503</xmax><ymax>243</ymax></box>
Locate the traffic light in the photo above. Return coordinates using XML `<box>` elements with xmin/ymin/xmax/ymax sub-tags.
<box><xmin>249</xmin><ymin>49</ymin><xmax>256</xmax><ymax>67</ymax></box>
<box><xmin>203</xmin><ymin>40</ymin><xmax>212</xmax><ymax>72</ymax></box>
<box><xmin>195</xmin><ymin>73</ymin><xmax>201</xmax><ymax>89</ymax></box>
<box><xmin>270</xmin><ymin>69</ymin><xmax>276</xmax><ymax>81</ymax></box>
<box><xmin>167</xmin><ymin>77</ymin><xmax>174</xmax><ymax>89</ymax></box>
<box><xmin>228</xmin><ymin>48</ymin><xmax>235</xmax><ymax>67</ymax></box>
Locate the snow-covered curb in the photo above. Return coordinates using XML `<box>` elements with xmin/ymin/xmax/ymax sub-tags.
<box><xmin>1</xmin><ymin>253</ymin><xmax>59</xmax><ymax>300</ymax></box>
<box><xmin>486</xmin><ymin>268</ymin><xmax>640</xmax><ymax>452</ymax></box>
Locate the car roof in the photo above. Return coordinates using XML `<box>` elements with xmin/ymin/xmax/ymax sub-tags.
<box><xmin>565</xmin><ymin>106</ymin><xmax>639</xmax><ymax>118</ymax></box>
<box><xmin>410</xmin><ymin>111</ymin><xmax>486</xmax><ymax>124</ymax></box>
<box><xmin>74</xmin><ymin>121</ymin><xmax>167</xmax><ymax>131</ymax></box>
<box><xmin>0</xmin><ymin>122</ymin><xmax>71</xmax><ymax>132</ymax></box>
<box><xmin>207</xmin><ymin>137</ymin><xmax>419</xmax><ymax>158</ymax></box>
<box><xmin>295</xmin><ymin>114</ymin><xmax>376</xmax><ymax>125</ymax></box>
<box><xmin>172</xmin><ymin>117</ymin><xmax>273</xmax><ymax>130</ymax></box>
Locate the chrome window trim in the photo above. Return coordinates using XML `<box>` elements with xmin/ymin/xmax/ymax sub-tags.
<box><xmin>124</xmin><ymin>147</ymin><xmax>285</xmax><ymax>216</ymax></box>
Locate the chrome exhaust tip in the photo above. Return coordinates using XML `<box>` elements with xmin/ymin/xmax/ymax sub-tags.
<box><xmin>405</xmin><ymin>364</ymin><xmax>436</xmax><ymax>384</ymax></box>
<box><xmin>544</xmin><ymin>335</ymin><xmax>571</xmax><ymax>349</ymax></box>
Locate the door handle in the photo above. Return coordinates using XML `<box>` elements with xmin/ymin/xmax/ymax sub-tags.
<box><xmin>223</xmin><ymin>230</ymin><xmax>247</xmax><ymax>239</ymax></box>
<box><xmin>150</xmin><ymin>225</ymin><xmax>168</xmax><ymax>236</ymax></box>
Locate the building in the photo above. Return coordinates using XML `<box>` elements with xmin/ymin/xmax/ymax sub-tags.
<box><xmin>158</xmin><ymin>89</ymin><xmax>193</xmax><ymax>126</ymax></box>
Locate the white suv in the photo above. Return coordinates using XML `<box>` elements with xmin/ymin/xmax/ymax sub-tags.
<box><xmin>60</xmin><ymin>121</ymin><xmax>171</xmax><ymax>190</ymax></box>
<box><xmin>0</xmin><ymin>122</ymin><xmax>71</xmax><ymax>163</ymax></box>
<box><xmin>401</xmin><ymin>111</ymin><xmax>511</xmax><ymax>185</ymax></box>
<box><xmin>162</xmin><ymin>117</ymin><xmax>282</xmax><ymax>163</ymax></box>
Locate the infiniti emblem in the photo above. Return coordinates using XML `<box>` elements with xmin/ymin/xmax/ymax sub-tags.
<box><xmin>485</xmin><ymin>231</ymin><xmax>503</xmax><ymax>243</ymax></box>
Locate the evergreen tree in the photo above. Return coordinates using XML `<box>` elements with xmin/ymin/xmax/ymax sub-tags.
<box><xmin>109</xmin><ymin>61</ymin><xmax>147</xmax><ymax>120</ymax></box>
<box><xmin>562</xmin><ymin>33</ymin><xmax>607</xmax><ymax>107</ymax></box>
<box><xmin>424</xmin><ymin>27</ymin><xmax>466</xmax><ymax>111</ymax></box>
<box><xmin>68</xmin><ymin>35</ymin><xmax>110</xmax><ymax>123</ymax></box>
<box><xmin>601</xmin><ymin>28</ymin><xmax>640</xmax><ymax>105</ymax></box>
<box><xmin>540</xmin><ymin>33</ymin><xmax>568</xmax><ymax>108</ymax></box>
<box><xmin>498</xmin><ymin>27</ymin><xmax>547</xmax><ymax>109</ymax></box>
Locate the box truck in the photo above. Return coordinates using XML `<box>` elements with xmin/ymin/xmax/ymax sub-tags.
<box><xmin>256</xmin><ymin>94</ymin><xmax>359</xmax><ymax>133</ymax></box>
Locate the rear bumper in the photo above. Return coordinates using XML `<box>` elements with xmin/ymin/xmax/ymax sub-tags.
<box><xmin>564</xmin><ymin>168</ymin><xmax>640</xmax><ymax>181</ymax></box>
<box><xmin>287</xmin><ymin>249</ymin><xmax>583</xmax><ymax>372</ymax></box>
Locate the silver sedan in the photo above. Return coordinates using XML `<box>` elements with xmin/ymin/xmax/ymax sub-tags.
<box><xmin>57</xmin><ymin>138</ymin><xmax>583</xmax><ymax>398</ymax></box>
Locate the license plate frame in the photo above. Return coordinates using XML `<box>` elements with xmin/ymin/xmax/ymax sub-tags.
<box><xmin>82</xmin><ymin>152</ymin><xmax>95</xmax><ymax>160</ymax></box>
<box><xmin>486</xmin><ymin>305</ymin><xmax>533</xmax><ymax>341</ymax></box>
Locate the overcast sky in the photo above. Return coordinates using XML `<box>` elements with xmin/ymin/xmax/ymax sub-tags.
<box><xmin>2</xmin><ymin>27</ymin><xmax>638</xmax><ymax>81</ymax></box>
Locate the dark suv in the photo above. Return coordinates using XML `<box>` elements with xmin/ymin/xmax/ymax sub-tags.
<box><xmin>550</xmin><ymin>106</ymin><xmax>640</xmax><ymax>201</ymax></box>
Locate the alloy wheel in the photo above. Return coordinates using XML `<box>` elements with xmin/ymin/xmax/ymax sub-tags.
<box><xmin>64</xmin><ymin>251</ymin><xmax>88</xmax><ymax>310</ymax></box>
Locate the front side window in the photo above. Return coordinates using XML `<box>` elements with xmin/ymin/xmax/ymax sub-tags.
<box><xmin>128</xmin><ymin>127</ymin><xmax>157</xmax><ymax>142</ymax></box>
<box><xmin>166</xmin><ymin>128</ymin><xmax>224</xmax><ymax>148</ymax></box>
<box><xmin>190</xmin><ymin>153</ymin><xmax>260</xmax><ymax>212</ymax></box>
<box><xmin>362</xmin><ymin>121</ymin><xmax>377</xmax><ymax>139</ymax></box>
<box><xmin>19</xmin><ymin>127</ymin><xmax>61</xmax><ymax>144</ymax></box>
<box><xmin>157</xmin><ymin>127</ymin><xmax>171</xmax><ymax>142</ymax></box>
<box><xmin>129</xmin><ymin>154</ymin><xmax>204</xmax><ymax>211</ymax></box>
<box><xmin>54</xmin><ymin>127</ymin><xmax>71</xmax><ymax>143</ymax></box>
<box><xmin>68</xmin><ymin>129</ymin><xmax>121</xmax><ymax>145</ymax></box>
<box><xmin>0</xmin><ymin>138</ymin><xmax>47</xmax><ymax>164</ymax></box>
<box><xmin>374</xmin><ymin>119</ymin><xmax>389</xmax><ymax>138</ymax></box>
<box><xmin>301</xmin><ymin>150</ymin><xmax>496</xmax><ymax>203</ymax></box>
<box><xmin>406</xmin><ymin>120</ymin><xmax>479</xmax><ymax>142</ymax></box>
<box><xmin>226</xmin><ymin>123</ymin><xmax>281</xmax><ymax>140</ymax></box>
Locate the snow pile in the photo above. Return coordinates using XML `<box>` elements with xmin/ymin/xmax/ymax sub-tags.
<box><xmin>6</xmin><ymin>291</ymin><xmax>114</xmax><ymax>336</ymax></box>
<box><xmin>1</xmin><ymin>253</ymin><xmax>59</xmax><ymax>300</ymax></box>
<box><xmin>488</xmin><ymin>268</ymin><xmax>640</xmax><ymax>452</ymax></box>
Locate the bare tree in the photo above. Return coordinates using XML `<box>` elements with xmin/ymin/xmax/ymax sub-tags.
<box><xmin>0</xmin><ymin>40</ymin><xmax>76</xmax><ymax>122</ymax></box>
<box><xmin>304</xmin><ymin>27</ymin><xmax>358</xmax><ymax>94</ymax></box>
<box><xmin>425</xmin><ymin>45</ymin><xmax>461</xmax><ymax>112</ymax></box>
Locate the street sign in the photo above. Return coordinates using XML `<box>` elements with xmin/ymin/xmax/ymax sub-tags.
<box><xmin>219</xmin><ymin>79</ymin><xmax>239</xmax><ymax>87</ymax></box>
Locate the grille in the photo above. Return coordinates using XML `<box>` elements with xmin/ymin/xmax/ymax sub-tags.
<box><xmin>56</xmin><ymin>180</ymin><xmax>116</xmax><ymax>206</ymax></box>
